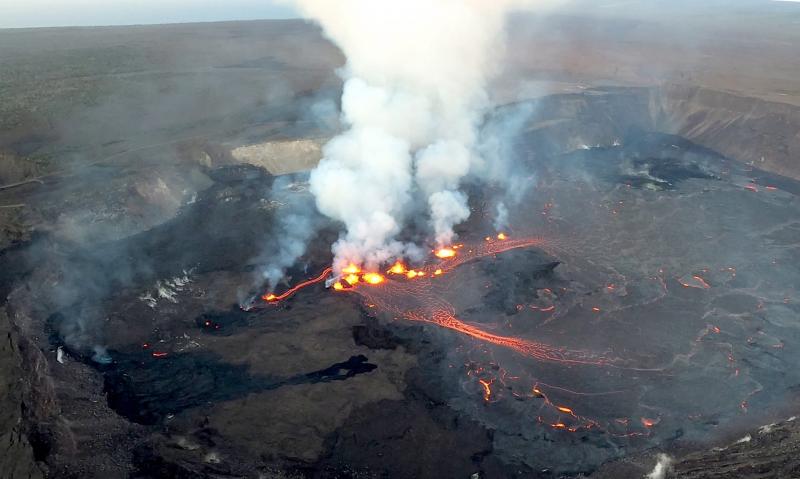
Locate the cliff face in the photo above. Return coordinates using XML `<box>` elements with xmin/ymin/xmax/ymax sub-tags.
<box><xmin>513</xmin><ymin>85</ymin><xmax>800</xmax><ymax>181</ymax></box>
<box><xmin>650</xmin><ymin>85</ymin><xmax>800</xmax><ymax>181</ymax></box>
<box><xmin>224</xmin><ymin>85</ymin><xmax>800</xmax><ymax>183</ymax></box>
<box><xmin>0</xmin><ymin>309</ymin><xmax>44</xmax><ymax>479</ymax></box>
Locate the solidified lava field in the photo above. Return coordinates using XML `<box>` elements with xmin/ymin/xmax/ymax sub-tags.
<box><xmin>16</xmin><ymin>112</ymin><xmax>798</xmax><ymax>477</ymax></box>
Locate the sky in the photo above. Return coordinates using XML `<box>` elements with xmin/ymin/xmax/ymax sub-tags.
<box><xmin>0</xmin><ymin>0</ymin><xmax>299</xmax><ymax>29</ymax></box>
<box><xmin>1</xmin><ymin>0</ymin><xmax>797</xmax><ymax>29</ymax></box>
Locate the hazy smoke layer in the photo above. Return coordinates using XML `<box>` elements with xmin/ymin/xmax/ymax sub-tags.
<box><xmin>293</xmin><ymin>0</ymin><xmax>548</xmax><ymax>271</ymax></box>
<box><xmin>258</xmin><ymin>175</ymin><xmax>320</xmax><ymax>292</ymax></box>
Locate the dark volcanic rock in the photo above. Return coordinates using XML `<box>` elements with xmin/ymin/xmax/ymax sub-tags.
<box><xmin>479</xmin><ymin>248</ymin><xmax>561</xmax><ymax>316</ymax></box>
<box><xmin>103</xmin><ymin>352</ymin><xmax>377</xmax><ymax>425</ymax></box>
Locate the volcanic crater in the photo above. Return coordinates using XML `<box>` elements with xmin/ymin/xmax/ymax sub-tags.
<box><xmin>2</xmin><ymin>13</ymin><xmax>800</xmax><ymax>479</ymax></box>
<box><xmin>4</xmin><ymin>95</ymin><xmax>799</xmax><ymax>477</ymax></box>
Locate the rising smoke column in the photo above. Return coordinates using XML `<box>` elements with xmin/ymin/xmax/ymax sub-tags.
<box><xmin>292</xmin><ymin>0</ymin><xmax>547</xmax><ymax>272</ymax></box>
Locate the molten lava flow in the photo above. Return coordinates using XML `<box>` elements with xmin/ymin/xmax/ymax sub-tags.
<box><xmin>407</xmin><ymin>309</ymin><xmax>609</xmax><ymax>366</ymax></box>
<box><xmin>362</xmin><ymin>272</ymin><xmax>385</xmax><ymax>285</ymax></box>
<box><xmin>678</xmin><ymin>274</ymin><xmax>711</xmax><ymax>289</ymax></box>
<box><xmin>247</xmin><ymin>232</ymin><xmax>664</xmax><ymax>438</ymax></box>
<box><xmin>435</xmin><ymin>247</ymin><xmax>456</xmax><ymax>259</ymax></box>
<box><xmin>342</xmin><ymin>263</ymin><xmax>361</xmax><ymax>274</ymax></box>
<box><xmin>261</xmin><ymin>267</ymin><xmax>333</xmax><ymax>303</ymax></box>
<box><xmin>256</xmin><ymin>234</ymin><xmax>621</xmax><ymax>369</ymax></box>
<box><xmin>339</xmin><ymin>234</ymin><xmax>632</xmax><ymax>371</ymax></box>
<box><xmin>388</xmin><ymin>261</ymin><xmax>407</xmax><ymax>275</ymax></box>
<box><xmin>479</xmin><ymin>378</ymin><xmax>493</xmax><ymax>402</ymax></box>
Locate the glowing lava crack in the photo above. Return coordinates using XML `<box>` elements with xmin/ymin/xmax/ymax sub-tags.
<box><xmin>247</xmin><ymin>233</ymin><xmax>670</xmax><ymax>437</ymax></box>
<box><xmin>256</xmin><ymin>234</ymin><xmax>610</xmax><ymax>366</ymax></box>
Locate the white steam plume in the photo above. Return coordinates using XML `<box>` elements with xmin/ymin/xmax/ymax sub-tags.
<box><xmin>494</xmin><ymin>202</ymin><xmax>510</xmax><ymax>232</ymax></box>
<box><xmin>293</xmin><ymin>0</ymin><xmax>555</xmax><ymax>271</ymax></box>
<box><xmin>645</xmin><ymin>453</ymin><xmax>674</xmax><ymax>479</ymax></box>
<box><xmin>253</xmin><ymin>176</ymin><xmax>319</xmax><ymax>295</ymax></box>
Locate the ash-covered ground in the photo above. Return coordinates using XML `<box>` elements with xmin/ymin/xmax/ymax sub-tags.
<box><xmin>3</xmin><ymin>107</ymin><xmax>799</xmax><ymax>477</ymax></box>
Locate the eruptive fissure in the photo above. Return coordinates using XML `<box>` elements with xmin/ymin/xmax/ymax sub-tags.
<box><xmin>252</xmin><ymin>232</ymin><xmax>670</xmax><ymax>371</ymax></box>
<box><xmin>253</xmin><ymin>234</ymin><xmax>599</xmax><ymax>364</ymax></box>
<box><xmin>247</xmin><ymin>232</ymin><xmax>665</xmax><ymax>435</ymax></box>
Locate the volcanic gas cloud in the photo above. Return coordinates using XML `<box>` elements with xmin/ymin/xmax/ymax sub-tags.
<box><xmin>291</xmin><ymin>0</ymin><xmax>553</xmax><ymax>274</ymax></box>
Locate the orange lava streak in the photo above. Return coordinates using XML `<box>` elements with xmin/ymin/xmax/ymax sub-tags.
<box><xmin>404</xmin><ymin>309</ymin><xmax>607</xmax><ymax>366</ymax></box>
<box><xmin>528</xmin><ymin>382</ymin><xmax>604</xmax><ymax>433</ymax></box>
<box><xmin>479</xmin><ymin>379</ymin><xmax>492</xmax><ymax>402</ymax></box>
<box><xmin>346</xmin><ymin>234</ymin><xmax>612</xmax><ymax>366</ymax></box>
<box><xmin>431</xmin><ymin>236</ymin><xmax>546</xmax><ymax>276</ymax></box>
<box><xmin>678</xmin><ymin>274</ymin><xmax>711</xmax><ymax>289</ymax></box>
<box><xmin>435</xmin><ymin>247</ymin><xmax>457</xmax><ymax>259</ymax></box>
<box><xmin>262</xmin><ymin>267</ymin><xmax>333</xmax><ymax>303</ymax></box>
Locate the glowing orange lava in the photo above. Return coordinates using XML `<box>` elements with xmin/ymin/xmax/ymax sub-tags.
<box><xmin>362</xmin><ymin>272</ymin><xmax>385</xmax><ymax>285</ymax></box>
<box><xmin>250</xmin><ymin>234</ymin><xmax>659</xmax><ymax>438</ymax></box>
<box><xmin>479</xmin><ymin>379</ymin><xmax>493</xmax><ymax>402</ymax></box>
<box><xmin>262</xmin><ymin>267</ymin><xmax>333</xmax><ymax>303</ymax></box>
<box><xmin>342</xmin><ymin>263</ymin><xmax>361</xmax><ymax>274</ymax></box>
<box><xmin>345</xmin><ymin>234</ymin><xmax>619</xmax><ymax>368</ymax></box>
<box><xmin>435</xmin><ymin>247</ymin><xmax>456</xmax><ymax>259</ymax></box>
<box><xmin>259</xmin><ymin>235</ymin><xmax>610</xmax><ymax>369</ymax></box>
<box><xmin>678</xmin><ymin>274</ymin><xmax>711</xmax><ymax>289</ymax></box>
<box><xmin>641</xmin><ymin>417</ymin><xmax>659</xmax><ymax>428</ymax></box>
<box><xmin>388</xmin><ymin>261</ymin><xmax>406</xmax><ymax>275</ymax></box>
